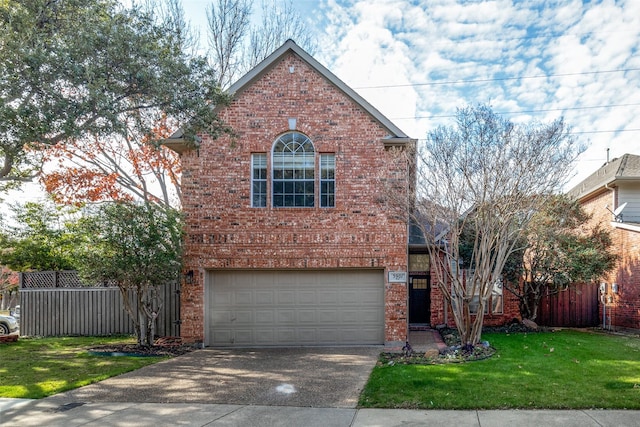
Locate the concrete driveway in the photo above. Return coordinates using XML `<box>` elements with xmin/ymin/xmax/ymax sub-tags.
<box><xmin>46</xmin><ymin>347</ymin><xmax>381</xmax><ymax>409</ymax></box>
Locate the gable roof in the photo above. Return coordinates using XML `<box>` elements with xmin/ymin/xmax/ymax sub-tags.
<box><xmin>163</xmin><ymin>40</ymin><xmax>413</xmax><ymax>153</ymax></box>
<box><xmin>568</xmin><ymin>153</ymin><xmax>640</xmax><ymax>200</ymax></box>
<box><xmin>228</xmin><ymin>39</ymin><xmax>411</xmax><ymax>141</ymax></box>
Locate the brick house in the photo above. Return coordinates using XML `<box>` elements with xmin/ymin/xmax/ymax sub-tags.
<box><xmin>165</xmin><ymin>40</ymin><xmax>415</xmax><ymax>347</ymax></box>
<box><xmin>568</xmin><ymin>153</ymin><xmax>640</xmax><ymax>331</ymax></box>
<box><xmin>165</xmin><ymin>40</ymin><xmax>519</xmax><ymax>347</ymax></box>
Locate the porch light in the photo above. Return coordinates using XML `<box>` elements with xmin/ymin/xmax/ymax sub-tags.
<box><xmin>184</xmin><ymin>270</ymin><xmax>194</xmax><ymax>285</ymax></box>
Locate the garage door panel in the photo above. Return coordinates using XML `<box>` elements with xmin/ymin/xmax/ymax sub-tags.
<box><xmin>360</xmin><ymin>289</ymin><xmax>384</xmax><ymax>303</ymax></box>
<box><xmin>277</xmin><ymin>309</ymin><xmax>296</xmax><ymax>323</ymax></box>
<box><xmin>277</xmin><ymin>290</ymin><xmax>296</xmax><ymax>304</ymax></box>
<box><xmin>206</xmin><ymin>270</ymin><xmax>384</xmax><ymax>346</ymax></box>
<box><xmin>211</xmin><ymin>309</ymin><xmax>235</xmax><ymax>324</ymax></box>
<box><xmin>298</xmin><ymin>310</ymin><xmax>316</xmax><ymax>323</ymax></box>
<box><xmin>234</xmin><ymin>310</ymin><xmax>253</xmax><ymax>324</ymax></box>
<box><xmin>235</xmin><ymin>291</ymin><xmax>253</xmax><ymax>305</ymax></box>
<box><xmin>233</xmin><ymin>330</ymin><xmax>255</xmax><ymax>345</ymax></box>
<box><xmin>255</xmin><ymin>330</ymin><xmax>275</xmax><ymax>344</ymax></box>
<box><xmin>297</xmin><ymin>290</ymin><xmax>316</xmax><ymax>304</ymax></box>
<box><xmin>339</xmin><ymin>290</ymin><xmax>359</xmax><ymax>304</ymax></box>
<box><xmin>255</xmin><ymin>310</ymin><xmax>274</xmax><ymax>323</ymax></box>
<box><xmin>317</xmin><ymin>290</ymin><xmax>339</xmax><ymax>304</ymax></box>
<box><xmin>317</xmin><ymin>309</ymin><xmax>339</xmax><ymax>323</ymax></box>
<box><xmin>255</xmin><ymin>291</ymin><xmax>275</xmax><ymax>304</ymax></box>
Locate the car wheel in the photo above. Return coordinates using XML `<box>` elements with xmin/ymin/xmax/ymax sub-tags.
<box><xmin>0</xmin><ymin>323</ymin><xmax>9</xmax><ymax>335</ymax></box>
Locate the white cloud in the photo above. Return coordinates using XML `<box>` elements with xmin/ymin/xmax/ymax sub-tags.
<box><xmin>313</xmin><ymin>0</ymin><xmax>640</xmax><ymax>189</ymax></box>
<box><xmin>5</xmin><ymin>0</ymin><xmax>639</xmax><ymax>209</ymax></box>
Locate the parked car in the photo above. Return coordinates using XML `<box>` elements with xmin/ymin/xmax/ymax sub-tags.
<box><xmin>10</xmin><ymin>305</ymin><xmax>20</xmax><ymax>324</ymax></box>
<box><xmin>0</xmin><ymin>314</ymin><xmax>19</xmax><ymax>335</ymax></box>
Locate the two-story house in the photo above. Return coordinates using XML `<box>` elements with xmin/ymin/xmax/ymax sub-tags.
<box><xmin>165</xmin><ymin>40</ymin><xmax>415</xmax><ymax>347</ymax></box>
<box><xmin>166</xmin><ymin>40</ymin><xmax>521</xmax><ymax>347</ymax></box>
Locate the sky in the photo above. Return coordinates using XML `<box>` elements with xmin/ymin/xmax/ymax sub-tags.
<box><xmin>3</xmin><ymin>0</ymin><xmax>640</xmax><ymax>210</ymax></box>
<box><xmin>182</xmin><ymin>0</ymin><xmax>640</xmax><ymax>190</ymax></box>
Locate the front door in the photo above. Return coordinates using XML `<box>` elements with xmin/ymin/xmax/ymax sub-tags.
<box><xmin>409</xmin><ymin>275</ymin><xmax>431</xmax><ymax>324</ymax></box>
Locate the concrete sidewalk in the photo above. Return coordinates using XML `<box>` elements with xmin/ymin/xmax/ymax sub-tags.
<box><xmin>2</xmin><ymin>398</ymin><xmax>640</xmax><ymax>426</ymax></box>
<box><xmin>2</xmin><ymin>332</ymin><xmax>639</xmax><ymax>426</ymax></box>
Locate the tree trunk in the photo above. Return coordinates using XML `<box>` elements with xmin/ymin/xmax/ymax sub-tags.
<box><xmin>119</xmin><ymin>285</ymin><xmax>143</xmax><ymax>345</ymax></box>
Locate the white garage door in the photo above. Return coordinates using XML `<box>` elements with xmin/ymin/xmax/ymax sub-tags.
<box><xmin>206</xmin><ymin>270</ymin><xmax>384</xmax><ymax>347</ymax></box>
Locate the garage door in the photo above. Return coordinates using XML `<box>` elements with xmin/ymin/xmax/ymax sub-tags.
<box><xmin>206</xmin><ymin>270</ymin><xmax>384</xmax><ymax>347</ymax></box>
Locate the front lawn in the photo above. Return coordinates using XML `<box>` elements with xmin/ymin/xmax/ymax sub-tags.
<box><xmin>360</xmin><ymin>330</ymin><xmax>640</xmax><ymax>409</ymax></box>
<box><xmin>0</xmin><ymin>336</ymin><xmax>167</xmax><ymax>399</ymax></box>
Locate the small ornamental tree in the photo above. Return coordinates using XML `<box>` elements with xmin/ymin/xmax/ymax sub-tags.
<box><xmin>77</xmin><ymin>202</ymin><xmax>183</xmax><ymax>346</ymax></box>
<box><xmin>502</xmin><ymin>195</ymin><xmax>617</xmax><ymax>321</ymax></box>
<box><xmin>386</xmin><ymin>105</ymin><xmax>583</xmax><ymax>348</ymax></box>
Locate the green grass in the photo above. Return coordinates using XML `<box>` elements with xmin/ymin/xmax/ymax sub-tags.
<box><xmin>0</xmin><ymin>336</ymin><xmax>167</xmax><ymax>399</ymax></box>
<box><xmin>360</xmin><ymin>330</ymin><xmax>640</xmax><ymax>409</ymax></box>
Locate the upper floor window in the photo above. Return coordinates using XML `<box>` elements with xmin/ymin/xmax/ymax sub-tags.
<box><xmin>251</xmin><ymin>153</ymin><xmax>267</xmax><ymax>207</ymax></box>
<box><xmin>320</xmin><ymin>154</ymin><xmax>335</xmax><ymax>208</ymax></box>
<box><xmin>272</xmin><ymin>132</ymin><xmax>315</xmax><ymax>207</ymax></box>
<box><xmin>251</xmin><ymin>132</ymin><xmax>336</xmax><ymax>208</ymax></box>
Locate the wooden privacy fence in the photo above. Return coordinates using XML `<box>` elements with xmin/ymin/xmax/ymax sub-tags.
<box><xmin>19</xmin><ymin>271</ymin><xmax>180</xmax><ymax>338</ymax></box>
<box><xmin>537</xmin><ymin>283</ymin><xmax>599</xmax><ymax>327</ymax></box>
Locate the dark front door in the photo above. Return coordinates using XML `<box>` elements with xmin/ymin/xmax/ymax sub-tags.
<box><xmin>409</xmin><ymin>275</ymin><xmax>431</xmax><ymax>324</ymax></box>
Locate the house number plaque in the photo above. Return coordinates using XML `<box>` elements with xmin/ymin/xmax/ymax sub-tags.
<box><xmin>388</xmin><ymin>271</ymin><xmax>407</xmax><ymax>283</ymax></box>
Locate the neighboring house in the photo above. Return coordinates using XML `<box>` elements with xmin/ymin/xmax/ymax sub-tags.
<box><xmin>568</xmin><ymin>153</ymin><xmax>640</xmax><ymax>331</ymax></box>
<box><xmin>165</xmin><ymin>40</ymin><xmax>518</xmax><ymax>347</ymax></box>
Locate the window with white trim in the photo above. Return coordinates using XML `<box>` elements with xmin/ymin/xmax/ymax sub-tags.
<box><xmin>320</xmin><ymin>154</ymin><xmax>335</xmax><ymax>208</ymax></box>
<box><xmin>251</xmin><ymin>153</ymin><xmax>267</xmax><ymax>207</ymax></box>
<box><xmin>272</xmin><ymin>132</ymin><xmax>315</xmax><ymax>208</ymax></box>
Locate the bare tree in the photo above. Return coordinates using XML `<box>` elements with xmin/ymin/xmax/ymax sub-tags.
<box><xmin>389</xmin><ymin>105</ymin><xmax>583</xmax><ymax>348</ymax></box>
<box><xmin>207</xmin><ymin>0</ymin><xmax>318</xmax><ymax>87</ymax></box>
<box><xmin>207</xmin><ymin>0</ymin><xmax>252</xmax><ymax>88</ymax></box>
<box><xmin>245</xmin><ymin>0</ymin><xmax>317</xmax><ymax>69</ymax></box>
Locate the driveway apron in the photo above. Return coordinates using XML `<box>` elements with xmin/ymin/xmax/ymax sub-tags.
<box><xmin>45</xmin><ymin>347</ymin><xmax>381</xmax><ymax>409</ymax></box>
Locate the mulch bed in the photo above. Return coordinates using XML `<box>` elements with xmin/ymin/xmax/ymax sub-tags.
<box><xmin>89</xmin><ymin>336</ymin><xmax>195</xmax><ymax>357</ymax></box>
<box><xmin>381</xmin><ymin>323</ymin><xmax>544</xmax><ymax>365</ymax></box>
<box><xmin>0</xmin><ymin>334</ymin><xmax>19</xmax><ymax>344</ymax></box>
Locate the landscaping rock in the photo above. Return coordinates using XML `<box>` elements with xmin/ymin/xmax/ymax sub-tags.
<box><xmin>522</xmin><ymin>319</ymin><xmax>539</xmax><ymax>330</ymax></box>
<box><xmin>424</xmin><ymin>349</ymin><xmax>440</xmax><ymax>358</ymax></box>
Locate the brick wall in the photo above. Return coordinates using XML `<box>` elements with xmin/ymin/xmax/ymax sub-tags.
<box><xmin>579</xmin><ymin>187</ymin><xmax>640</xmax><ymax>330</ymax></box>
<box><xmin>429</xmin><ymin>278</ymin><xmax>521</xmax><ymax>328</ymax></box>
<box><xmin>179</xmin><ymin>52</ymin><xmax>409</xmax><ymax>345</ymax></box>
<box><xmin>609</xmin><ymin>227</ymin><xmax>640</xmax><ymax>330</ymax></box>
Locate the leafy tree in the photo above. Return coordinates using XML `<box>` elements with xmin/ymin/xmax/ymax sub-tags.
<box><xmin>32</xmin><ymin>0</ymin><xmax>312</xmax><ymax>208</ymax></box>
<box><xmin>0</xmin><ymin>0</ymin><xmax>226</xmax><ymax>186</ymax></box>
<box><xmin>0</xmin><ymin>201</ymin><xmax>80</xmax><ymax>271</ymax></box>
<box><xmin>38</xmin><ymin>118</ymin><xmax>182</xmax><ymax>208</ymax></box>
<box><xmin>76</xmin><ymin>202</ymin><xmax>183</xmax><ymax>346</ymax></box>
<box><xmin>391</xmin><ymin>105</ymin><xmax>582</xmax><ymax>348</ymax></box>
<box><xmin>502</xmin><ymin>195</ymin><xmax>617</xmax><ymax>321</ymax></box>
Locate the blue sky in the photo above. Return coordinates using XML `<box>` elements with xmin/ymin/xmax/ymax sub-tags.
<box><xmin>4</xmin><ymin>0</ymin><xmax>639</xmax><ymax>208</ymax></box>
<box><xmin>183</xmin><ymin>0</ymin><xmax>640</xmax><ymax>189</ymax></box>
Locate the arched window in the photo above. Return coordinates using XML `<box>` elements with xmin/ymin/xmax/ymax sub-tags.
<box><xmin>272</xmin><ymin>132</ymin><xmax>315</xmax><ymax>207</ymax></box>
